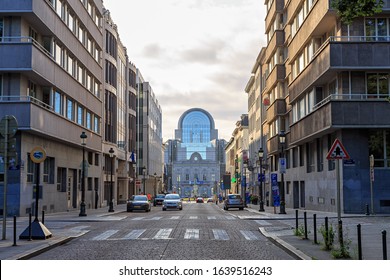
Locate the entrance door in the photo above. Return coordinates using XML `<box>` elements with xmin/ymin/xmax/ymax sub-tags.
<box><xmin>67</xmin><ymin>174</ymin><xmax>73</xmax><ymax>209</ymax></box>
<box><xmin>300</xmin><ymin>181</ymin><xmax>305</xmax><ymax>208</ymax></box>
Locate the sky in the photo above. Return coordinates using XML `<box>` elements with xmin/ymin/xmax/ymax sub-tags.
<box><xmin>103</xmin><ymin>0</ymin><xmax>266</xmax><ymax>141</ymax></box>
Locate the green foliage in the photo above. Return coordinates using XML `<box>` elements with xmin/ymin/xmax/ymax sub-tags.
<box><xmin>319</xmin><ymin>224</ymin><xmax>335</xmax><ymax>250</ymax></box>
<box><xmin>331</xmin><ymin>0</ymin><xmax>384</xmax><ymax>24</ymax></box>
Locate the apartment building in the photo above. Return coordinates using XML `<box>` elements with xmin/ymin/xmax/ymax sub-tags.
<box><xmin>259</xmin><ymin>0</ymin><xmax>390</xmax><ymax>213</ymax></box>
<box><xmin>0</xmin><ymin>0</ymin><xmax>104</xmax><ymax>216</ymax></box>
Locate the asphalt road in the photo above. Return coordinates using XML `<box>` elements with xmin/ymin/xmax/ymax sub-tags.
<box><xmin>30</xmin><ymin>202</ymin><xmax>295</xmax><ymax>260</ymax></box>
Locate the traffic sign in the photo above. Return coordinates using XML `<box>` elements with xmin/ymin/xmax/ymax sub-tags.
<box><xmin>30</xmin><ymin>146</ymin><xmax>47</xmax><ymax>163</ymax></box>
<box><xmin>0</xmin><ymin>115</ymin><xmax>18</xmax><ymax>138</ymax></box>
<box><xmin>326</xmin><ymin>139</ymin><xmax>350</xmax><ymax>160</ymax></box>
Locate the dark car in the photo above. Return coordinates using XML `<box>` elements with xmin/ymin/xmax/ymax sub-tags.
<box><xmin>153</xmin><ymin>194</ymin><xmax>166</xmax><ymax>206</ymax></box>
<box><xmin>223</xmin><ymin>194</ymin><xmax>244</xmax><ymax>211</ymax></box>
<box><xmin>196</xmin><ymin>197</ymin><xmax>204</xmax><ymax>203</ymax></box>
<box><xmin>127</xmin><ymin>195</ymin><xmax>151</xmax><ymax>212</ymax></box>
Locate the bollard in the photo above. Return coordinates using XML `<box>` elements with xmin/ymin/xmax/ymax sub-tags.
<box><xmin>325</xmin><ymin>217</ymin><xmax>329</xmax><ymax>250</ymax></box>
<box><xmin>382</xmin><ymin>230</ymin><xmax>387</xmax><ymax>260</ymax></box>
<box><xmin>338</xmin><ymin>220</ymin><xmax>344</xmax><ymax>249</ymax></box>
<box><xmin>295</xmin><ymin>209</ymin><xmax>299</xmax><ymax>232</ymax></box>
<box><xmin>304</xmin><ymin>211</ymin><xmax>308</xmax><ymax>240</ymax></box>
<box><xmin>28</xmin><ymin>213</ymin><xmax>32</xmax><ymax>241</ymax></box>
<box><xmin>365</xmin><ymin>204</ymin><xmax>370</xmax><ymax>216</ymax></box>
<box><xmin>313</xmin><ymin>214</ymin><xmax>318</xmax><ymax>244</ymax></box>
<box><xmin>13</xmin><ymin>216</ymin><xmax>17</xmax><ymax>246</ymax></box>
<box><xmin>42</xmin><ymin>210</ymin><xmax>45</xmax><ymax>224</ymax></box>
<box><xmin>357</xmin><ymin>224</ymin><xmax>362</xmax><ymax>260</ymax></box>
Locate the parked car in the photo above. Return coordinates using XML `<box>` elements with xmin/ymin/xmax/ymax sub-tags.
<box><xmin>127</xmin><ymin>195</ymin><xmax>151</xmax><ymax>212</ymax></box>
<box><xmin>206</xmin><ymin>197</ymin><xmax>214</xmax><ymax>203</ymax></box>
<box><xmin>162</xmin><ymin>194</ymin><xmax>183</xmax><ymax>211</ymax></box>
<box><xmin>196</xmin><ymin>197</ymin><xmax>204</xmax><ymax>203</ymax></box>
<box><xmin>153</xmin><ymin>194</ymin><xmax>166</xmax><ymax>206</ymax></box>
<box><xmin>223</xmin><ymin>194</ymin><xmax>244</xmax><ymax>210</ymax></box>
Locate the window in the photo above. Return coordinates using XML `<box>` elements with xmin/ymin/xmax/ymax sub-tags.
<box><xmin>77</xmin><ymin>105</ymin><xmax>84</xmax><ymax>125</ymax></box>
<box><xmin>367</xmin><ymin>73</ymin><xmax>389</xmax><ymax>98</ymax></box>
<box><xmin>366</xmin><ymin>18</ymin><xmax>389</xmax><ymax>41</ymax></box>
<box><xmin>54</xmin><ymin>91</ymin><xmax>63</xmax><ymax>114</ymax></box>
<box><xmin>86</xmin><ymin>111</ymin><xmax>92</xmax><ymax>129</ymax></box>
<box><xmin>43</xmin><ymin>157</ymin><xmax>55</xmax><ymax>184</ymax></box>
<box><xmin>57</xmin><ymin>167</ymin><xmax>67</xmax><ymax>192</ymax></box>
<box><xmin>27</xmin><ymin>154</ymin><xmax>35</xmax><ymax>183</ymax></box>
<box><xmin>66</xmin><ymin>98</ymin><xmax>74</xmax><ymax>121</ymax></box>
<box><xmin>0</xmin><ymin>74</ymin><xmax>2</xmax><ymax>96</ymax></box>
<box><xmin>94</xmin><ymin>115</ymin><xmax>100</xmax><ymax>133</ymax></box>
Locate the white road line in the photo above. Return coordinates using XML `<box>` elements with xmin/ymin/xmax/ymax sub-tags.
<box><xmin>212</xmin><ymin>229</ymin><xmax>229</xmax><ymax>240</ymax></box>
<box><xmin>131</xmin><ymin>217</ymin><xmax>144</xmax><ymax>221</ymax></box>
<box><xmin>149</xmin><ymin>217</ymin><xmax>162</xmax><ymax>220</ymax></box>
<box><xmin>225</xmin><ymin>216</ymin><xmax>235</xmax><ymax>220</ymax></box>
<box><xmin>153</xmin><ymin>228</ymin><xmax>173</xmax><ymax>239</ymax></box>
<box><xmin>207</xmin><ymin>216</ymin><xmax>216</xmax><ymax>220</ymax></box>
<box><xmin>123</xmin><ymin>229</ymin><xmax>146</xmax><ymax>240</ymax></box>
<box><xmin>170</xmin><ymin>216</ymin><xmax>180</xmax><ymax>220</ymax></box>
<box><xmin>254</xmin><ymin>220</ymin><xmax>272</xmax><ymax>226</ymax></box>
<box><xmin>189</xmin><ymin>216</ymin><xmax>198</xmax><ymax>219</ymax></box>
<box><xmin>240</xmin><ymin>230</ymin><xmax>260</xmax><ymax>240</ymax></box>
<box><xmin>184</xmin><ymin>229</ymin><xmax>200</xmax><ymax>239</ymax></box>
<box><xmin>92</xmin><ymin>230</ymin><xmax>119</xmax><ymax>241</ymax></box>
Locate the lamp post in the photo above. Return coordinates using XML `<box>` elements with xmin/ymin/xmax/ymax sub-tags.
<box><xmin>258</xmin><ymin>148</ymin><xmax>265</xmax><ymax>212</ymax></box>
<box><xmin>108</xmin><ymin>148</ymin><xmax>115</xmax><ymax>212</ymax></box>
<box><xmin>142</xmin><ymin>166</ymin><xmax>146</xmax><ymax>194</ymax></box>
<box><xmin>243</xmin><ymin>160</ymin><xmax>248</xmax><ymax>207</ymax></box>
<box><xmin>79</xmin><ymin>131</ymin><xmax>87</xmax><ymax>216</ymax></box>
<box><xmin>154</xmin><ymin>172</ymin><xmax>157</xmax><ymax>198</ymax></box>
<box><xmin>279</xmin><ymin>130</ymin><xmax>287</xmax><ymax>214</ymax></box>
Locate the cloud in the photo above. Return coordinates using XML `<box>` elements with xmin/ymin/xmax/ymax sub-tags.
<box><xmin>141</xmin><ymin>43</ymin><xmax>165</xmax><ymax>58</ymax></box>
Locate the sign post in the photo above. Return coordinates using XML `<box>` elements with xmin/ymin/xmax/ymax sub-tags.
<box><xmin>369</xmin><ymin>154</ymin><xmax>374</xmax><ymax>215</ymax></box>
<box><xmin>326</xmin><ymin>138</ymin><xmax>350</xmax><ymax>246</ymax></box>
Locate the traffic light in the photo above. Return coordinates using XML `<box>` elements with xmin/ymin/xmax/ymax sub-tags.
<box><xmin>223</xmin><ymin>174</ymin><xmax>231</xmax><ymax>190</ymax></box>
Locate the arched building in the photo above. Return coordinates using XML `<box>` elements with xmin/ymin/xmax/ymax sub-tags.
<box><xmin>164</xmin><ymin>108</ymin><xmax>226</xmax><ymax>198</ymax></box>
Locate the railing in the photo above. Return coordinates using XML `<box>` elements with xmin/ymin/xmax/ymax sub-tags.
<box><xmin>330</xmin><ymin>36</ymin><xmax>390</xmax><ymax>42</ymax></box>
<box><xmin>0</xmin><ymin>95</ymin><xmax>53</xmax><ymax>110</ymax></box>
<box><xmin>313</xmin><ymin>94</ymin><xmax>390</xmax><ymax>110</ymax></box>
<box><xmin>0</xmin><ymin>36</ymin><xmax>54</xmax><ymax>59</ymax></box>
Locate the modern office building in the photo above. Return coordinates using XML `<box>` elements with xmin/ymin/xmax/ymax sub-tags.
<box><xmin>0</xmin><ymin>0</ymin><xmax>104</xmax><ymax>216</ymax></box>
<box><xmin>165</xmin><ymin>108</ymin><xmax>226</xmax><ymax>198</ymax></box>
<box><xmin>256</xmin><ymin>0</ymin><xmax>390</xmax><ymax>213</ymax></box>
<box><xmin>136</xmin><ymin>72</ymin><xmax>163</xmax><ymax>197</ymax></box>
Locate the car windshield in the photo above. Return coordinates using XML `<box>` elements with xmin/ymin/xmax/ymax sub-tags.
<box><xmin>165</xmin><ymin>194</ymin><xmax>180</xmax><ymax>199</ymax></box>
<box><xmin>228</xmin><ymin>194</ymin><xmax>241</xmax><ymax>199</ymax></box>
<box><xmin>133</xmin><ymin>196</ymin><xmax>147</xmax><ymax>201</ymax></box>
<box><xmin>156</xmin><ymin>195</ymin><xmax>165</xmax><ymax>198</ymax></box>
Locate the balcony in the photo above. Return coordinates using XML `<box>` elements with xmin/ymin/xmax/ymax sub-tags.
<box><xmin>266</xmin><ymin>99</ymin><xmax>286</xmax><ymax>122</ymax></box>
<box><xmin>289</xmin><ymin>37</ymin><xmax>390</xmax><ymax>102</ymax></box>
<box><xmin>265</xmin><ymin>0</ymin><xmax>284</xmax><ymax>32</ymax></box>
<box><xmin>266</xmin><ymin>64</ymin><xmax>285</xmax><ymax>89</ymax></box>
<box><xmin>289</xmin><ymin>95</ymin><xmax>390</xmax><ymax>145</ymax></box>
<box><xmin>0</xmin><ymin>96</ymin><xmax>102</xmax><ymax>151</ymax></box>
<box><xmin>265</xmin><ymin>30</ymin><xmax>284</xmax><ymax>62</ymax></box>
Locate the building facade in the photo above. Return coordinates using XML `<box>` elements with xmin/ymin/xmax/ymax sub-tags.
<box><xmin>257</xmin><ymin>0</ymin><xmax>390</xmax><ymax>213</ymax></box>
<box><xmin>166</xmin><ymin>108</ymin><xmax>226</xmax><ymax>198</ymax></box>
<box><xmin>0</xmin><ymin>0</ymin><xmax>104</xmax><ymax>216</ymax></box>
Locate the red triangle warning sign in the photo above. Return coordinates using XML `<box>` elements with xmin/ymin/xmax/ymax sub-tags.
<box><xmin>326</xmin><ymin>139</ymin><xmax>350</xmax><ymax>160</ymax></box>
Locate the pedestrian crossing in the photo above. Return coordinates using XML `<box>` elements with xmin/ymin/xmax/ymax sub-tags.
<box><xmin>83</xmin><ymin>227</ymin><xmax>263</xmax><ymax>241</ymax></box>
<box><xmin>128</xmin><ymin>215</ymin><xmax>237</xmax><ymax>221</ymax></box>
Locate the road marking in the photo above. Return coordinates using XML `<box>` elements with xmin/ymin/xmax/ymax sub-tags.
<box><xmin>123</xmin><ymin>229</ymin><xmax>146</xmax><ymax>240</ymax></box>
<box><xmin>212</xmin><ymin>229</ymin><xmax>229</xmax><ymax>240</ymax></box>
<box><xmin>149</xmin><ymin>217</ymin><xmax>162</xmax><ymax>220</ymax></box>
<box><xmin>184</xmin><ymin>229</ymin><xmax>200</xmax><ymax>239</ymax></box>
<box><xmin>240</xmin><ymin>230</ymin><xmax>260</xmax><ymax>240</ymax></box>
<box><xmin>207</xmin><ymin>216</ymin><xmax>216</xmax><ymax>220</ymax></box>
<box><xmin>189</xmin><ymin>216</ymin><xmax>198</xmax><ymax>219</ymax></box>
<box><xmin>254</xmin><ymin>220</ymin><xmax>272</xmax><ymax>226</ymax></box>
<box><xmin>131</xmin><ymin>217</ymin><xmax>144</xmax><ymax>221</ymax></box>
<box><xmin>170</xmin><ymin>216</ymin><xmax>180</xmax><ymax>220</ymax></box>
<box><xmin>92</xmin><ymin>230</ymin><xmax>118</xmax><ymax>240</ymax></box>
<box><xmin>153</xmin><ymin>228</ymin><xmax>173</xmax><ymax>239</ymax></box>
<box><xmin>225</xmin><ymin>216</ymin><xmax>236</xmax><ymax>220</ymax></box>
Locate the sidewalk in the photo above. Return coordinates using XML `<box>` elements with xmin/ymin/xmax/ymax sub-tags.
<box><xmin>1</xmin><ymin>202</ymin><xmax>389</xmax><ymax>260</ymax></box>
<box><xmin>242</xmin><ymin>203</ymin><xmax>390</xmax><ymax>260</ymax></box>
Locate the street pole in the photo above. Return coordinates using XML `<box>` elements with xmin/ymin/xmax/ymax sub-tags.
<box><xmin>108</xmin><ymin>148</ymin><xmax>115</xmax><ymax>212</ymax></box>
<box><xmin>258</xmin><ymin>148</ymin><xmax>265</xmax><ymax>212</ymax></box>
<box><xmin>369</xmin><ymin>154</ymin><xmax>374</xmax><ymax>215</ymax></box>
<box><xmin>279</xmin><ymin>131</ymin><xmax>286</xmax><ymax>214</ymax></box>
<box><xmin>142</xmin><ymin>166</ymin><xmax>146</xmax><ymax>195</ymax></box>
<box><xmin>79</xmin><ymin>131</ymin><xmax>87</xmax><ymax>217</ymax></box>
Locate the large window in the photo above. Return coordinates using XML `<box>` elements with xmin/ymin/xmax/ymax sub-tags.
<box><xmin>0</xmin><ymin>17</ymin><xmax>3</xmax><ymax>41</ymax></box>
<box><xmin>367</xmin><ymin>73</ymin><xmax>389</xmax><ymax>98</ymax></box>
<box><xmin>67</xmin><ymin>98</ymin><xmax>74</xmax><ymax>121</ymax></box>
<box><xmin>369</xmin><ymin>130</ymin><xmax>390</xmax><ymax>167</ymax></box>
<box><xmin>366</xmin><ymin>18</ymin><xmax>389</xmax><ymax>41</ymax></box>
<box><xmin>54</xmin><ymin>91</ymin><xmax>63</xmax><ymax>114</ymax></box>
<box><xmin>43</xmin><ymin>157</ymin><xmax>55</xmax><ymax>184</ymax></box>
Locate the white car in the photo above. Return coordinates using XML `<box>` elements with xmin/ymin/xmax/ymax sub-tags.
<box><xmin>162</xmin><ymin>194</ymin><xmax>183</xmax><ymax>211</ymax></box>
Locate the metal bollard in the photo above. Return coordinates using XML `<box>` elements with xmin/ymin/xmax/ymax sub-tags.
<box><xmin>295</xmin><ymin>209</ymin><xmax>299</xmax><ymax>232</ymax></box>
<box><xmin>365</xmin><ymin>204</ymin><xmax>370</xmax><ymax>216</ymax></box>
<box><xmin>338</xmin><ymin>220</ymin><xmax>344</xmax><ymax>249</ymax></box>
<box><xmin>304</xmin><ymin>211</ymin><xmax>308</xmax><ymax>240</ymax></box>
<box><xmin>13</xmin><ymin>216</ymin><xmax>17</xmax><ymax>246</ymax></box>
<box><xmin>313</xmin><ymin>214</ymin><xmax>318</xmax><ymax>244</ymax></box>
<box><xmin>357</xmin><ymin>224</ymin><xmax>362</xmax><ymax>260</ymax></box>
<box><xmin>382</xmin><ymin>230</ymin><xmax>387</xmax><ymax>260</ymax></box>
<box><xmin>42</xmin><ymin>210</ymin><xmax>45</xmax><ymax>224</ymax></box>
<box><xmin>325</xmin><ymin>217</ymin><xmax>329</xmax><ymax>249</ymax></box>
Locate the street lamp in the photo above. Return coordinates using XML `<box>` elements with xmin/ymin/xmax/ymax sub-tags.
<box><xmin>154</xmin><ymin>172</ymin><xmax>157</xmax><ymax>198</ymax></box>
<box><xmin>142</xmin><ymin>166</ymin><xmax>146</xmax><ymax>194</ymax></box>
<box><xmin>79</xmin><ymin>131</ymin><xmax>87</xmax><ymax>216</ymax></box>
<box><xmin>243</xmin><ymin>160</ymin><xmax>248</xmax><ymax>207</ymax></box>
<box><xmin>279</xmin><ymin>130</ymin><xmax>287</xmax><ymax>214</ymax></box>
<box><xmin>108</xmin><ymin>148</ymin><xmax>115</xmax><ymax>212</ymax></box>
<box><xmin>258</xmin><ymin>148</ymin><xmax>265</xmax><ymax>212</ymax></box>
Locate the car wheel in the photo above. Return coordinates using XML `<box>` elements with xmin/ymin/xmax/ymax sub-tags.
<box><xmin>127</xmin><ymin>209</ymin><xmax>132</xmax><ymax>212</ymax></box>
<box><xmin>162</xmin><ymin>208</ymin><xmax>166</xmax><ymax>211</ymax></box>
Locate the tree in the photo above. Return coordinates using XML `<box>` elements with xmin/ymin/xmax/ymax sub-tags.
<box><xmin>331</xmin><ymin>0</ymin><xmax>384</xmax><ymax>24</ymax></box>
